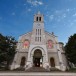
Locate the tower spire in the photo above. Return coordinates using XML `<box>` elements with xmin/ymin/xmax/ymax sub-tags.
<box><xmin>38</xmin><ymin>11</ymin><xmax>40</xmax><ymax>14</ymax></box>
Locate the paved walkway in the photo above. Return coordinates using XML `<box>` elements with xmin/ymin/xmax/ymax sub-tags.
<box><xmin>0</xmin><ymin>72</ymin><xmax>76</xmax><ymax>76</ymax></box>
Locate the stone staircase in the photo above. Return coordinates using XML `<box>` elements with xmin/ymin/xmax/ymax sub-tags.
<box><xmin>50</xmin><ymin>67</ymin><xmax>61</xmax><ymax>72</ymax></box>
<box><xmin>13</xmin><ymin>66</ymin><xmax>25</xmax><ymax>71</ymax></box>
<box><xmin>25</xmin><ymin>67</ymin><xmax>49</xmax><ymax>72</ymax></box>
<box><xmin>14</xmin><ymin>67</ymin><xmax>61</xmax><ymax>72</ymax></box>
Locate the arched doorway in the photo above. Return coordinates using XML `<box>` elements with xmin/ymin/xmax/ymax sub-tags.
<box><xmin>50</xmin><ymin>57</ymin><xmax>55</xmax><ymax>67</ymax></box>
<box><xmin>20</xmin><ymin>57</ymin><xmax>26</xmax><ymax>67</ymax></box>
<box><xmin>33</xmin><ymin>49</ymin><xmax>42</xmax><ymax>67</ymax></box>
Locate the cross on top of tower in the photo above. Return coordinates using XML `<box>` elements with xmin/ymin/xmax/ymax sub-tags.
<box><xmin>38</xmin><ymin>11</ymin><xmax>41</xmax><ymax>14</ymax></box>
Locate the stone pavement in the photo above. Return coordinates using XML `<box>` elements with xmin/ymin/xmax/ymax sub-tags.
<box><xmin>0</xmin><ymin>72</ymin><xmax>76</xmax><ymax>76</ymax></box>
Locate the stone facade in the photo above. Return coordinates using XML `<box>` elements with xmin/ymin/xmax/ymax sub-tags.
<box><xmin>10</xmin><ymin>12</ymin><xmax>67</xmax><ymax>71</ymax></box>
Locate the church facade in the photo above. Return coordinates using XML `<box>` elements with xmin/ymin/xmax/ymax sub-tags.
<box><xmin>10</xmin><ymin>12</ymin><xmax>67</xmax><ymax>71</ymax></box>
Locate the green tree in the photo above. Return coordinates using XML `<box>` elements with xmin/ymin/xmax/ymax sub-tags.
<box><xmin>0</xmin><ymin>33</ymin><xmax>16</xmax><ymax>69</ymax></box>
<box><xmin>5</xmin><ymin>36</ymin><xmax>17</xmax><ymax>69</ymax></box>
<box><xmin>65</xmin><ymin>34</ymin><xmax>76</xmax><ymax>66</ymax></box>
<box><xmin>0</xmin><ymin>33</ymin><xmax>6</xmax><ymax>62</ymax></box>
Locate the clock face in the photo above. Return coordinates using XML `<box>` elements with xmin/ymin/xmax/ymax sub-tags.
<box><xmin>37</xmin><ymin>23</ymin><xmax>40</xmax><ymax>26</ymax></box>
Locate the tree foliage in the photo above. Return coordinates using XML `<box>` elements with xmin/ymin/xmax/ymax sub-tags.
<box><xmin>0</xmin><ymin>33</ymin><xmax>16</xmax><ymax>69</ymax></box>
<box><xmin>65</xmin><ymin>34</ymin><xmax>76</xmax><ymax>65</ymax></box>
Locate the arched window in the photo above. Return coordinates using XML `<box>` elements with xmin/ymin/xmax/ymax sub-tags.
<box><xmin>38</xmin><ymin>37</ymin><xmax>39</xmax><ymax>42</ymax></box>
<box><xmin>36</xmin><ymin>29</ymin><xmax>37</xmax><ymax>35</ymax></box>
<box><xmin>50</xmin><ymin>57</ymin><xmax>55</xmax><ymax>67</ymax></box>
<box><xmin>20</xmin><ymin>57</ymin><xmax>26</xmax><ymax>67</ymax></box>
<box><xmin>40</xmin><ymin>37</ymin><xmax>41</xmax><ymax>42</ymax></box>
<box><xmin>38</xmin><ymin>29</ymin><xmax>39</xmax><ymax>35</ymax></box>
<box><xmin>40</xmin><ymin>29</ymin><xmax>41</xmax><ymax>35</ymax></box>
<box><xmin>39</xmin><ymin>17</ymin><xmax>41</xmax><ymax>21</ymax></box>
<box><xmin>36</xmin><ymin>17</ymin><xmax>38</xmax><ymax>21</ymax></box>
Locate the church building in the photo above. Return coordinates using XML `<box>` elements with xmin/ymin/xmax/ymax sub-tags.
<box><xmin>10</xmin><ymin>12</ymin><xmax>67</xmax><ymax>71</ymax></box>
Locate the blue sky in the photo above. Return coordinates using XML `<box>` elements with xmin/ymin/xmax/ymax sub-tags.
<box><xmin>0</xmin><ymin>0</ymin><xmax>76</xmax><ymax>44</ymax></box>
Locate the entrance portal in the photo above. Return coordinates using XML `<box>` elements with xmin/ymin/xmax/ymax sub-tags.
<box><xmin>50</xmin><ymin>57</ymin><xmax>55</xmax><ymax>67</ymax></box>
<box><xmin>33</xmin><ymin>49</ymin><xmax>42</xmax><ymax>67</ymax></box>
<box><xmin>20</xmin><ymin>57</ymin><xmax>26</xmax><ymax>67</ymax></box>
<box><xmin>34</xmin><ymin>58</ymin><xmax>40</xmax><ymax>67</ymax></box>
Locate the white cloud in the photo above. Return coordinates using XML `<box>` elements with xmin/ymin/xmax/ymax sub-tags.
<box><xmin>67</xmin><ymin>20</ymin><xmax>76</xmax><ymax>28</ymax></box>
<box><xmin>57</xmin><ymin>19</ymin><xmax>61</xmax><ymax>22</ymax></box>
<box><xmin>12</xmin><ymin>12</ymin><xmax>15</xmax><ymax>15</ymax></box>
<box><xmin>62</xmin><ymin>14</ymin><xmax>66</xmax><ymax>18</ymax></box>
<box><xmin>27</xmin><ymin>0</ymin><xmax>43</xmax><ymax>6</ymax></box>
<box><xmin>55</xmin><ymin>10</ymin><xmax>62</xmax><ymax>14</ymax></box>
<box><xmin>27</xmin><ymin>8</ymin><xmax>31</xmax><ymax>12</ymax></box>
<box><xmin>74</xmin><ymin>19</ymin><xmax>76</xmax><ymax>22</ymax></box>
<box><xmin>38</xmin><ymin>1</ymin><xmax>43</xmax><ymax>5</ymax></box>
<box><xmin>24</xmin><ymin>4</ymin><xmax>26</xmax><ymax>6</ymax></box>
<box><xmin>66</xmin><ymin>8</ymin><xmax>70</xmax><ymax>12</ymax></box>
<box><xmin>73</xmin><ymin>13</ymin><xmax>76</xmax><ymax>17</ymax></box>
<box><xmin>49</xmin><ymin>15</ymin><xmax>54</xmax><ymax>21</ymax></box>
<box><xmin>52</xmin><ymin>25</ymin><xmax>57</xmax><ymax>28</ymax></box>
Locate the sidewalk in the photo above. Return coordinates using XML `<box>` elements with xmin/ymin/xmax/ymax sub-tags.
<box><xmin>0</xmin><ymin>72</ymin><xmax>76</xmax><ymax>76</ymax></box>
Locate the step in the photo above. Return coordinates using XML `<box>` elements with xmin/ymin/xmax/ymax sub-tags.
<box><xmin>50</xmin><ymin>67</ymin><xmax>61</xmax><ymax>72</ymax></box>
<box><xmin>25</xmin><ymin>67</ymin><xmax>49</xmax><ymax>72</ymax></box>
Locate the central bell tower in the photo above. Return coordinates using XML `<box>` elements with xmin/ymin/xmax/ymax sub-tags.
<box><xmin>31</xmin><ymin>11</ymin><xmax>46</xmax><ymax>44</ymax></box>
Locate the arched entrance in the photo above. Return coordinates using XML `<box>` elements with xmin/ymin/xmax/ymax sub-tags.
<box><xmin>33</xmin><ymin>49</ymin><xmax>43</xmax><ymax>67</ymax></box>
<box><xmin>20</xmin><ymin>57</ymin><xmax>26</xmax><ymax>67</ymax></box>
<box><xmin>50</xmin><ymin>57</ymin><xmax>55</xmax><ymax>67</ymax></box>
